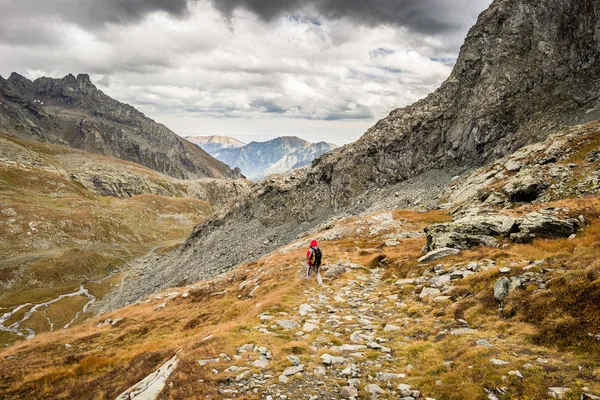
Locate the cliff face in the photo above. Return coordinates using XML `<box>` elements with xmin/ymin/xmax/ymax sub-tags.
<box><xmin>107</xmin><ymin>0</ymin><xmax>600</xmax><ymax>308</ymax></box>
<box><xmin>317</xmin><ymin>0</ymin><xmax>600</xmax><ymax>209</ymax></box>
<box><xmin>0</xmin><ymin>73</ymin><xmax>242</xmax><ymax>180</ymax></box>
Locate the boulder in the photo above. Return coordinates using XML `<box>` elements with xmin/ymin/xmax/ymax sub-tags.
<box><xmin>494</xmin><ymin>277</ymin><xmax>510</xmax><ymax>302</ymax></box>
<box><xmin>547</xmin><ymin>387</ymin><xmax>571</xmax><ymax>399</ymax></box>
<box><xmin>503</xmin><ymin>168</ymin><xmax>549</xmax><ymax>202</ymax></box>
<box><xmin>340</xmin><ymin>386</ymin><xmax>358</xmax><ymax>399</ymax></box>
<box><xmin>418</xmin><ymin>248</ymin><xmax>460</xmax><ymax>263</ymax></box>
<box><xmin>324</xmin><ymin>264</ymin><xmax>346</xmax><ymax>279</ymax></box>
<box><xmin>425</xmin><ymin>215</ymin><xmax>516</xmax><ymax>251</ymax></box>
<box><xmin>514</xmin><ymin>212</ymin><xmax>578</xmax><ymax>239</ymax></box>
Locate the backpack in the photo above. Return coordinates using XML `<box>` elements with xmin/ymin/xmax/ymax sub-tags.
<box><xmin>311</xmin><ymin>247</ymin><xmax>322</xmax><ymax>265</ymax></box>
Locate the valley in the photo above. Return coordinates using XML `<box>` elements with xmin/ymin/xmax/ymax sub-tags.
<box><xmin>0</xmin><ymin>132</ymin><xmax>249</xmax><ymax>346</ymax></box>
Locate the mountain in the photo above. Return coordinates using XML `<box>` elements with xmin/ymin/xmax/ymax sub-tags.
<box><xmin>105</xmin><ymin>0</ymin><xmax>600</xmax><ymax>310</ymax></box>
<box><xmin>0</xmin><ymin>73</ymin><xmax>242</xmax><ymax>180</ymax></box>
<box><xmin>203</xmin><ymin>136</ymin><xmax>337</xmax><ymax>180</ymax></box>
<box><xmin>264</xmin><ymin>141</ymin><xmax>339</xmax><ymax>176</ymax></box>
<box><xmin>182</xmin><ymin>135</ymin><xmax>246</xmax><ymax>154</ymax></box>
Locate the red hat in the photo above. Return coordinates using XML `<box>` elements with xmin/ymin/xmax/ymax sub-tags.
<box><xmin>310</xmin><ymin>239</ymin><xmax>318</xmax><ymax>247</ymax></box>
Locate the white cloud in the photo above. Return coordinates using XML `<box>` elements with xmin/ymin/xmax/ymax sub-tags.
<box><xmin>0</xmin><ymin>0</ymin><xmax>492</xmax><ymax>144</ymax></box>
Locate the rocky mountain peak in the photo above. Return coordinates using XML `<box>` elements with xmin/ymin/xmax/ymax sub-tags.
<box><xmin>0</xmin><ymin>73</ymin><xmax>242</xmax><ymax>180</ymax></box>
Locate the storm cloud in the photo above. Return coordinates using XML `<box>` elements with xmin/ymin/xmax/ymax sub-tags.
<box><xmin>209</xmin><ymin>0</ymin><xmax>486</xmax><ymax>35</ymax></box>
<box><xmin>1</xmin><ymin>0</ymin><xmax>189</xmax><ymax>27</ymax></box>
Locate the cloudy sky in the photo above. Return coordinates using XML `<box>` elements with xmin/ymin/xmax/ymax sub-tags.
<box><xmin>0</xmin><ymin>0</ymin><xmax>491</xmax><ymax>145</ymax></box>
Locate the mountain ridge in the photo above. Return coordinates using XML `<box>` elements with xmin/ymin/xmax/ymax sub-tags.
<box><xmin>0</xmin><ymin>73</ymin><xmax>242</xmax><ymax>180</ymax></box>
<box><xmin>200</xmin><ymin>136</ymin><xmax>337</xmax><ymax>180</ymax></box>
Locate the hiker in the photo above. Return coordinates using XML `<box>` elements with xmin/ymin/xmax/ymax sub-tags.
<box><xmin>306</xmin><ymin>239</ymin><xmax>322</xmax><ymax>285</ymax></box>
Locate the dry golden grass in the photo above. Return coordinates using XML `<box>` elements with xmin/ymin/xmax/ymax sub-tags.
<box><xmin>2</xmin><ymin>201</ymin><xmax>600</xmax><ymax>399</ymax></box>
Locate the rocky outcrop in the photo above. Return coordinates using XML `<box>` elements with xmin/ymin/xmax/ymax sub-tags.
<box><xmin>503</xmin><ymin>168</ymin><xmax>550</xmax><ymax>202</ymax></box>
<box><xmin>0</xmin><ymin>73</ymin><xmax>241</xmax><ymax>180</ymax></box>
<box><xmin>445</xmin><ymin>122</ymin><xmax>600</xmax><ymax>211</ymax></box>
<box><xmin>512</xmin><ymin>211</ymin><xmax>579</xmax><ymax>243</ymax></box>
<box><xmin>425</xmin><ymin>215</ymin><xmax>517</xmax><ymax>251</ymax></box>
<box><xmin>425</xmin><ymin>210</ymin><xmax>579</xmax><ymax>251</ymax></box>
<box><xmin>115</xmin><ymin>354</ymin><xmax>179</xmax><ymax>400</ymax></box>
<box><xmin>107</xmin><ymin>0</ymin><xmax>600</xmax><ymax>309</ymax></box>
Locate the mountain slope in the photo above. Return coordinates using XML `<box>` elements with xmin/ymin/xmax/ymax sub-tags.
<box><xmin>105</xmin><ymin>0</ymin><xmax>600</xmax><ymax>310</ymax></box>
<box><xmin>0</xmin><ymin>73</ymin><xmax>241</xmax><ymax>180</ymax></box>
<box><xmin>183</xmin><ymin>135</ymin><xmax>246</xmax><ymax>154</ymax></box>
<box><xmin>0</xmin><ymin>131</ymin><xmax>251</xmax><ymax>345</ymax></box>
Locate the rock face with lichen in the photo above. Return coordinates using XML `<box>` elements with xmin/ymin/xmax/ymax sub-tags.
<box><xmin>108</xmin><ymin>0</ymin><xmax>600</xmax><ymax>310</ymax></box>
<box><xmin>0</xmin><ymin>73</ymin><xmax>242</xmax><ymax>180</ymax></box>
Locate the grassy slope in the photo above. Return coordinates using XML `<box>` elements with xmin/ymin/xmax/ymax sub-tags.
<box><xmin>0</xmin><ymin>135</ymin><xmax>214</xmax><ymax>346</ymax></box>
<box><xmin>1</xmin><ymin>201</ymin><xmax>600</xmax><ymax>399</ymax></box>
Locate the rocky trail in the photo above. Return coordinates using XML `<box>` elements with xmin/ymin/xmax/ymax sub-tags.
<box><xmin>186</xmin><ymin>253</ymin><xmax>590</xmax><ymax>400</ymax></box>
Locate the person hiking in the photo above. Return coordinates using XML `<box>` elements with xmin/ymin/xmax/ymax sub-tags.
<box><xmin>306</xmin><ymin>239</ymin><xmax>322</xmax><ymax>285</ymax></box>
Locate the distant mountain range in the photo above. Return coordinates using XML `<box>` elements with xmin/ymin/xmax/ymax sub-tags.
<box><xmin>184</xmin><ymin>135</ymin><xmax>338</xmax><ymax>180</ymax></box>
<box><xmin>183</xmin><ymin>135</ymin><xmax>245</xmax><ymax>153</ymax></box>
<box><xmin>0</xmin><ymin>73</ymin><xmax>241</xmax><ymax>180</ymax></box>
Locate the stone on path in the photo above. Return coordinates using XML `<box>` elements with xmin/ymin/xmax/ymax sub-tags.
<box><xmin>303</xmin><ymin>322</ymin><xmax>319</xmax><ymax>333</ymax></box>
<box><xmin>299</xmin><ymin>304</ymin><xmax>315</xmax><ymax>316</ymax></box>
<box><xmin>252</xmin><ymin>359</ymin><xmax>269</xmax><ymax>368</ymax></box>
<box><xmin>115</xmin><ymin>354</ymin><xmax>179</xmax><ymax>400</ymax></box>
<box><xmin>419</xmin><ymin>287</ymin><xmax>441</xmax><ymax>299</ymax></box>
<box><xmin>364</xmin><ymin>384</ymin><xmax>386</xmax><ymax>395</ymax></box>
<box><xmin>320</xmin><ymin>353</ymin><xmax>346</xmax><ymax>365</ymax></box>
<box><xmin>340</xmin><ymin>386</ymin><xmax>358</xmax><ymax>399</ymax></box>
<box><xmin>376</xmin><ymin>372</ymin><xmax>406</xmax><ymax>381</ymax></box>
<box><xmin>275</xmin><ymin>320</ymin><xmax>300</xmax><ymax>330</ymax></box>
<box><xmin>282</xmin><ymin>364</ymin><xmax>304</xmax><ymax>376</ymax></box>
<box><xmin>418</xmin><ymin>248</ymin><xmax>461</xmax><ymax>263</ymax></box>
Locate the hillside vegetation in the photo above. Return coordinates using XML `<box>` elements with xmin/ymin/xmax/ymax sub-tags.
<box><xmin>0</xmin><ymin>133</ymin><xmax>228</xmax><ymax>346</ymax></box>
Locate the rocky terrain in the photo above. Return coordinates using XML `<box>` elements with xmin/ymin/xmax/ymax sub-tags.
<box><xmin>0</xmin><ymin>73</ymin><xmax>241</xmax><ymax>180</ymax></box>
<box><xmin>2</xmin><ymin>190</ymin><xmax>600</xmax><ymax>399</ymax></box>
<box><xmin>2</xmin><ymin>0</ymin><xmax>600</xmax><ymax>398</ymax></box>
<box><xmin>105</xmin><ymin>0</ymin><xmax>600</xmax><ymax>311</ymax></box>
<box><xmin>200</xmin><ymin>136</ymin><xmax>338</xmax><ymax>181</ymax></box>
<box><xmin>184</xmin><ymin>135</ymin><xmax>246</xmax><ymax>154</ymax></box>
